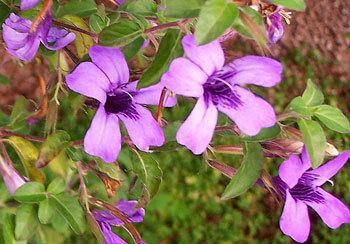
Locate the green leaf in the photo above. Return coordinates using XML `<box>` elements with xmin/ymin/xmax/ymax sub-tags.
<box><xmin>8</xmin><ymin>96</ymin><xmax>30</xmax><ymax>133</ymax></box>
<box><xmin>3</xmin><ymin>213</ymin><xmax>26</xmax><ymax>244</ymax></box>
<box><xmin>86</xmin><ymin>213</ymin><xmax>104</xmax><ymax>244</ymax></box>
<box><xmin>298</xmin><ymin>119</ymin><xmax>326</xmax><ymax>168</ymax></box>
<box><xmin>57</xmin><ymin>0</ymin><xmax>97</xmax><ymax>17</ymax></box>
<box><xmin>5</xmin><ymin>137</ymin><xmax>45</xmax><ymax>182</ymax></box>
<box><xmin>14</xmin><ymin>182</ymin><xmax>46</xmax><ymax>203</ymax></box>
<box><xmin>221</xmin><ymin>142</ymin><xmax>263</xmax><ymax>199</ymax></box>
<box><xmin>314</xmin><ymin>105</ymin><xmax>350</xmax><ymax>133</ymax></box>
<box><xmin>0</xmin><ymin>74</ymin><xmax>11</xmax><ymax>85</ymax></box>
<box><xmin>36</xmin><ymin>130</ymin><xmax>71</xmax><ymax>168</ymax></box>
<box><xmin>50</xmin><ymin>193</ymin><xmax>86</xmax><ymax>234</ymax></box>
<box><xmin>195</xmin><ymin>0</ymin><xmax>238</xmax><ymax>45</ymax></box>
<box><xmin>232</xmin><ymin>6</ymin><xmax>267</xmax><ymax>46</ymax></box>
<box><xmin>287</xmin><ymin>96</ymin><xmax>312</xmax><ymax>116</ymax></box>
<box><xmin>0</xmin><ymin>2</ymin><xmax>10</xmax><ymax>30</ymax></box>
<box><xmin>133</xmin><ymin>152</ymin><xmax>163</xmax><ymax>202</ymax></box>
<box><xmin>242</xmin><ymin>124</ymin><xmax>281</xmax><ymax>142</ymax></box>
<box><xmin>99</xmin><ymin>20</ymin><xmax>143</xmax><ymax>47</ymax></box>
<box><xmin>121</xmin><ymin>0</ymin><xmax>157</xmax><ymax>16</ymax></box>
<box><xmin>89</xmin><ymin>13</ymin><xmax>109</xmax><ymax>33</ymax></box>
<box><xmin>301</xmin><ymin>79</ymin><xmax>324</xmax><ymax>106</ymax></box>
<box><xmin>122</xmin><ymin>37</ymin><xmax>145</xmax><ymax>61</ymax></box>
<box><xmin>138</xmin><ymin>29</ymin><xmax>183</xmax><ymax>88</ymax></box>
<box><xmin>270</xmin><ymin>0</ymin><xmax>306</xmax><ymax>11</ymax></box>
<box><xmin>165</xmin><ymin>0</ymin><xmax>206</xmax><ymax>18</ymax></box>
<box><xmin>38</xmin><ymin>198</ymin><xmax>55</xmax><ymax>224</ymax></box>
<box><xmin>15</xmin><ymin>204</ymin><xmax>39</xmax><ymax>240</ymax></box>
<box><xmin>61</xmin><ymin>15</ymin><xmax>94</xmax><ymax>58</ymax></box>
<box><xmin>47</xmin><ymin>178</ymin><xmax>65</xmax><ymax>195</ymax></box>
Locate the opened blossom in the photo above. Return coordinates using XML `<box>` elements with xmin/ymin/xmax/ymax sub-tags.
<box><xmin>2</xmin><ymin>13</ymin><xmax>75</xmax><ymax>61</ymax></box>
<box><xmin>275</xmin><ymin>148</ymin><xmax>350</xmax><ymax>242</ymax></box>
<box><xmin>93</xmin><ymin>199</ymin><xmax>145</xmax><ymax>244</ymax></box>
<box><xmin>21</xmin><ymin>0</ymin><xmax>41</xmax><ymax>10</ymax></box>
<box><xmin>66</xmin><ymin>45</ymin><xmax>175</xmax><ymax>163</ymax></box>
<box><xmin>161</xmin><ymin>35</ymin><xmax>283</xmax><ymax>154</ymax></box>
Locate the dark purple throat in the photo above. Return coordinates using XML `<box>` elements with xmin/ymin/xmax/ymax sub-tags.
<box><xmin>203</xmin><ymin>72</ymin><xmax>242</xmax><ymax>108</ymax></box>
<box><xmin>104</xmin><ymin>92</ymin><xmax>139</xmax><ymax>120</ymax></box>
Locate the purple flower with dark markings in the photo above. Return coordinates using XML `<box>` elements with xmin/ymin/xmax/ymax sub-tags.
<box><xmin>264</xmin><ymin>7</ymin><xmax>291</xmax><ymax>44</ymax></box>
<box><xmin>66</xmin><ymin>45</ymin><xmax>175</xmax><ymax>163</ymax></box>
<box><xmin>2</xmin><ymin>13</ymin><xmax>75</xmax><ymax>61</ymax></box>
<box><xmin>161</xmin><ymin>35</ymin><xmax>283</xmax><ymax>154</ymax></box>
<box><xmin>93</xmin><ymin>199</ymin><xmax>145</xmax><ymax>244</ymax></box>
<box><xmin>21</xmin><ymin>0</ymin><xmax>41</xmax><ymax>11</ymax></box>
<box><xmin>275</xmin><ymin>148</ymin><xmax>350</xmax><ymax>243</ymax></box>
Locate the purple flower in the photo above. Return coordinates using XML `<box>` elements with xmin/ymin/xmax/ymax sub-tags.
<box><xmin>2</xmin><ymin>13</ymin><xmax>75</xmax><ymax>61</ymax></box>
<box><xmin>275</xmin><ymin>148</ymin><xmax>350</xmax><ymax>242</ymax></box>
<box><xmin>0</xmin><ymin>155</ymin><xmax>26</xmax><ymax>195</ymax></box>
<box><xmin>161</xmin><ymin>35</ymin><xmax>283</xmax><ymax>154</ymax></box>
<box><xmin>66</xmin><ymin>45</ymin><xmax>175</xmax><ymax>163</ymax></box>
<box><xmin>21</xmin><ymin>0</ymin><xmax>41</xmax><ymax>11</ymax></box>
<box><xmin>93</xmin><ymin>199</ymin><xmax>145</xmax><ymax>244</ymax></box>
<box><xmin>266</xmin><ymin>10</ymin><xmax>284</xmax><ymax>44</ymax></box>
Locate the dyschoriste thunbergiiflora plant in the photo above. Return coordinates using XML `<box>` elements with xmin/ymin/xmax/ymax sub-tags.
<box><xmin>0</xmin><ymin>0</ymin><xmax>349</xmax><ymax>243</ymax></box>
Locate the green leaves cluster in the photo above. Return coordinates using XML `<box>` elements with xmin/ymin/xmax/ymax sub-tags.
<box><xmin>288</xmin><ymin>80</ymin><xmax>350</xmax><ymax>167</ymax></box>
<box><xmin>9</xmin><ymin>180</ymin><xmax>86</xmax><ymax>242</ymax></box>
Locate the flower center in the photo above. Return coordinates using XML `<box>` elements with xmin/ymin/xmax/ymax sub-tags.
<box><xmin>104</xmin><ymin>91</ymin><xmax>138</xmax><ymax>119</ymax></box>
<box><xmin>274</xmin><ymin>173</ymin><xmax>325</xmax><ymax>204</ymax></box>
<box><xmin>203</xmin><ymin>72</ymin><xmax>242</xmax><ymax>108</ymax></box>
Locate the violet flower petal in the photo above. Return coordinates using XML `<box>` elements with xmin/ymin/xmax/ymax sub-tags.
<box><xmin>89</xmin><ymin>45</ymin><xmax>130</xmax><ymax>85</ymax></box>
<box><xmin>161</xmin><ymin>57</ymin><xmax>207</xmax><ymax>97</ymax></box>
<box><xmin>309</xmin><ymin>151</ymin><xmax>350</xmax><ymax>186</ymax></box>
<box><xmin>20</xmin><ymin>0</ymin><xmax>41</xmax><ymax>11</ymax></box>
<box><xmin>279</xmin><ymin>191</ymin><xmax>310</xmax><ymax>243</ymax></box>
<box><xmin>99</xmin><ymin>222</ymin><xmax>127</xmax><ymax>244</ymax></box>
<box><xmin>176</xmin><ymin>96</ymin><xmax>218</xmax><ymax>154</ymax></box>
<box><xmin>278</xmin><ymin>154</ymin><xmax>308</xmax><ymax>189</ymax></box>
<box><xmin>306</xmin><ymin>188</ymin><xmax>350</xmax><ymax>229</ymax></box>
<box><xmin>41</xmin><ymin>27</ymin><xmax>75</xmax><ymax>51</ymax></box>
<box><xmin>267</xmin><ymin>12</ymin><xmax>284</xmax><ymax>44</ymax></box>
<box><xmin>84</xmin><ymin>106</ymin><xmax>121</xmax><ymax>163</ymax></box>
<box><xmin>217</xmin><ymin>86</ymin><xmax>275</xmax><ymax>136</ymax></box>
<box><xmin>224</xmin><ymin>55</ymin><xmax>283</xmax><ymax>87</ymax></box>
<box><xmin>66</xmin><ymin>62</ymin><xmax>110</xmax><ymax>104</ymax></box>
<box><xmin>182</xmin><ymin>35</ymin><xmax>224</xmax><ymax>76</ymax></box>
<box><xmin>118</xmin><ymin>104</ymin><xmax>165</xmax><ymax>151</ymax></box>
<box><xmin>132</xmin><ymin>82</ymin><xmax>177</xmax><ymax>107</ymax></box>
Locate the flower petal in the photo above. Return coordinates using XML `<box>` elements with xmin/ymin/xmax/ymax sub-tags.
<box><xmin>161</xmin><ymin>57</ymin><xmax>207</xmax><ymax>97</ymax></box>
<box><xmin>99</xmin><ymin>222</ymin><xmax>127</xmax><ymax>244</ymax></box>
<box><xmin>278</xmin><ymin>155</ymin><xmax>305</xmax><ymax>189</ymax></box>
<box><xmin>307</xmin><ymin>188</ymin><xmax>350</xmax><ymax>229</ymax></box>
<box><xmin>66</xmin><ymin>62</ymin><xmax>110</xmax><ymax>104</ymax></box>
<box><xmin>280</xmin><ymin>191</ymin><xmax>310</xmax><ymax>243</ymax></box>
<box><xmin>176</xmin><ymin>96</ymin><xmax>218</xmax><ymax>154</ymax></box>
<box><xmin>127</xmin><ymin>81</ymin><xmax>177</xmax><ymax>107</ymax></box>
<box><xmin>89</xmin><ymin>45</ymin><xmax>129</xmax><ymax>85</ymax></box>
<box><xmin>224</xmin><ymin>55</ymin><xmax>283</xmax><ymax>87</ymax></box>
<box><xmin>20</xmin><ymin>0</ymin><xmax>40</xmax><ymax>11</ymax></box>
<box><xmin>118</xmin><ymin>104</ymin><xmax>164</xmax><ymax>151</ymax></box>
<box><xmin>115</xmin><ymin>199</ymin><xmax>145</xmax><ymax>223</ymax></box>
<box><xmin>182</xmin><ymin>35</ymin><xmax>224</xmax><ymax>75</ymax></box>
<box><xmin>41</xmin><ymin>27</ymin><xmax>75</xmax><ymax>51</ymax></box>
<box><xmin>84</xmin><ymin>106</ymin><xmax>121</xmax><ymax>163</ymax></box>
<box><xmin>217</xmin><ymin>86</ymin><xmax>276</xmax><ymax>136</ymax></box>
<box><xmin>309</xmin><ymin>150</ymin><xmax>350</xmax><ymax>186</ymax></box>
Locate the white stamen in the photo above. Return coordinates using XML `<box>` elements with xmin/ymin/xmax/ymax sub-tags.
<box><xmin>214</xmin><ymin>77</ymin><xmax>234</xmax><ymax>91</ymax></box>
<box><xmin>121</xmin><ymin>89</ymin><xmax>134</xmax><ymax>100</ymax></box>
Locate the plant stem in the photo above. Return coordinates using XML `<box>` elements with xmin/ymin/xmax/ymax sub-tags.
<box><xmin>52</xmin><ymin>20</ymin><xmax>98</xmax><ymax>39</ymax></box>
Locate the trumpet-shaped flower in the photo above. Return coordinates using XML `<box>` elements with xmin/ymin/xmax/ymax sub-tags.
<box><xmin>161</xmin><ymin>35</ymin><xmax>283</xmax><ymax>154</ymax></box>
<box><xmin>0</xmin><ymin>155</ymin><xmax>25</xmax><ymax>195</ymax></box>
<box><xmin>275</xmin><ymin>148</ymin><xmax>350</xmax><ymax>242</ymax></box>
<box><xmin>66</xmin><ymin>45</ymin><xmax>175</xmax><ymax>163</ymax></box>
<box><xmin>93</xmin><ymin>199</ymin><xmax>145</xmax><ymax>244</ymax></box>
<box><xmin>2</xmin><ymin>13</ymin><xmax>75</xmax><ymax>61</ymax></box>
